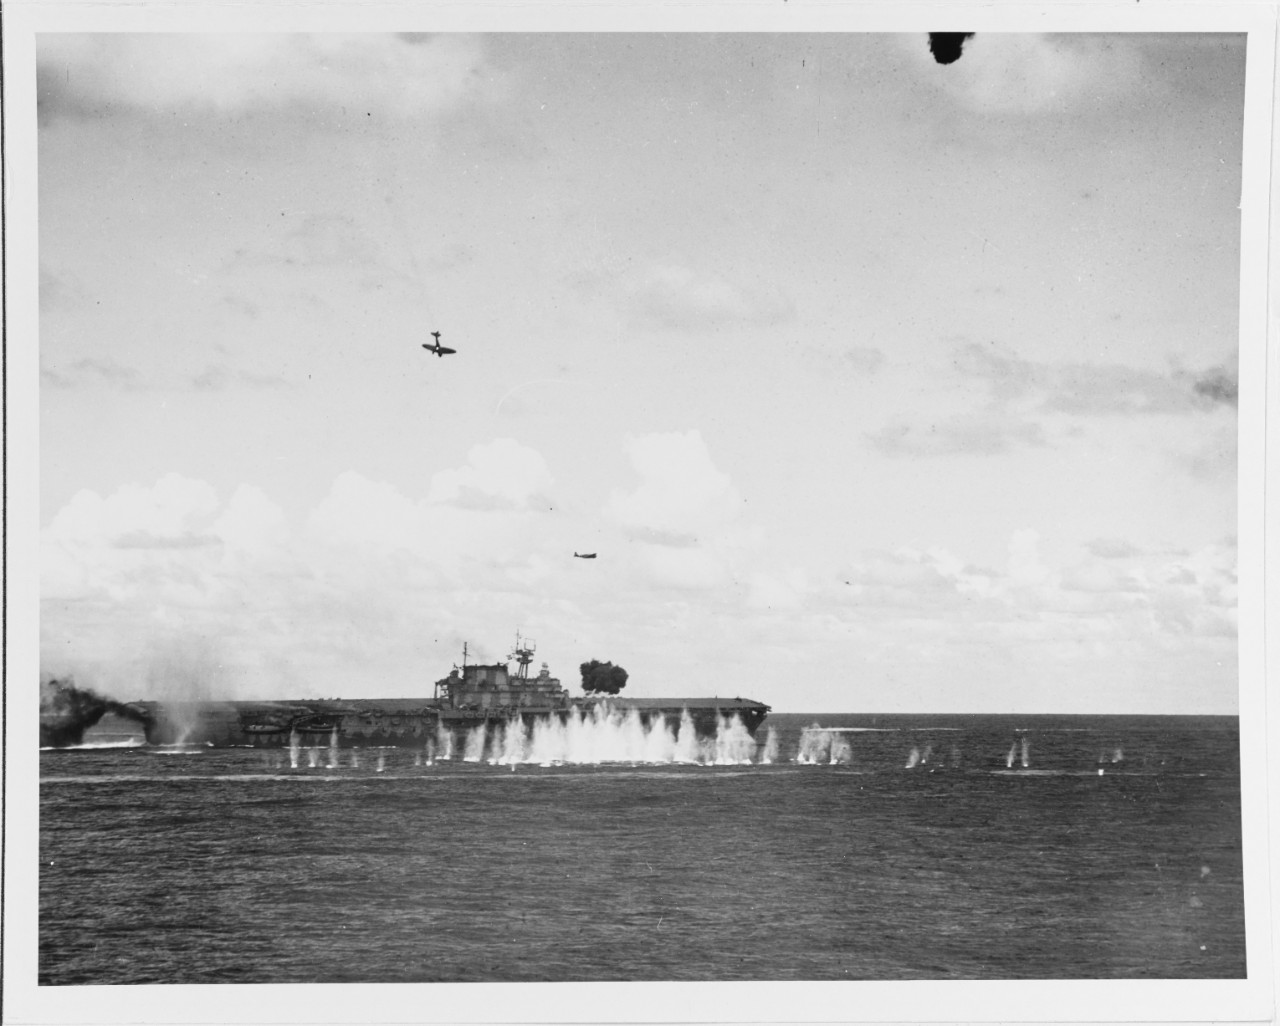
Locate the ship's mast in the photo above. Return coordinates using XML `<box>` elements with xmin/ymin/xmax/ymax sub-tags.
<box><xmin>510</xmin><ymin>631</ymin><xmax>535</xmax><ymax>681</ymax></box>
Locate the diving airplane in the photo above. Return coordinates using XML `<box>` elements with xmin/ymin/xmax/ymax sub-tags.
<box><xmin>574</xmin><ymin>552</ymin><xmax>598</xmax><ymax>559</ymax></box>
<box><xmin>422</xmin><ymin>332</ymin><xmax>456</xmax><ymax>358</ymax></box>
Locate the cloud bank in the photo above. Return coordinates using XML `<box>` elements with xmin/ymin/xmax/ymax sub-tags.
<box><xmin>870</xmin><ymin>341</ymin><xmax>1238</xmax><ymax>458</ymax></box>
<box><xmin>39</xmin><ymin>433</ymin><xmax>1237</xmax><ymax>713</ymax></box>
<box><xmin>38</xmin><ymin>33</ymin><xmax>495</xmax><ymax>121</ymax></box>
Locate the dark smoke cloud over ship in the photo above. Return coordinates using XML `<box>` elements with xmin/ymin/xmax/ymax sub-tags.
<box><xmin>39</xmin><ymin>677</ymin><xmax>149</xmax><ymax>748</ymax></box>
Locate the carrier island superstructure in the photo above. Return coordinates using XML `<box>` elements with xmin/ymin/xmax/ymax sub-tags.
<box><xmin>126</xmin><ymin>635</ymin><xmax>770</xmax><ymax>748</ymax></box>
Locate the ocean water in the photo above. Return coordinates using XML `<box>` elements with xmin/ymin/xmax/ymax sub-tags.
<box><xmin>39</xmin><ymin>713</ymin><xmax>1245</xmax><ymax>984</ymax></box>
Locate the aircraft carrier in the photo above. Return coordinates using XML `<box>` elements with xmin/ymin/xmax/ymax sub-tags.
<box><xmin>118</xmin><ymin>635</ymin><xmax>771</xmax><ymax>749</ymax></box>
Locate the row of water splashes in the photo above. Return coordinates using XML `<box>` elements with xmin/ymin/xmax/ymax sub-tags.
<box><xmin>278</xmin><ymin>706</ymin><xmax>771</xmax><ymax>770</ymax></box>
<box><xmin>262</xmin><ymin>710</ymin><xmax>1127</xmax><ymax>771</ymax></box>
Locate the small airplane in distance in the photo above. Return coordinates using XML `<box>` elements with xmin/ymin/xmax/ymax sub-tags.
<box><xmin>422</xmin><ymin>331</ymin><xmax>457</xmax><ymax>358</ymax></box>
<box><xmin>574</xmin><ymin>552</ymin><xmax>598</xmax><ymax>559</ymax></box>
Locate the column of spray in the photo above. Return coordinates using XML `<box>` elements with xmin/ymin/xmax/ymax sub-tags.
<box><xmin>761</xmin><ymin>726</ymin><xmax>779</xmax><ymax>764</ymax></box>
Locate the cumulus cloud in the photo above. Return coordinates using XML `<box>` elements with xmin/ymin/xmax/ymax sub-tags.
<box><xmin>607</xmin><ymin>431</ymin><xmax>762</xmax><ymax>591</ymax></box>
<box><xmin>40</xmin><ymin>448</ymin><xmax>565</xmax><ymax>697</ymax></box>
<box><xmin>306</xmin><ymin>471</ymin><xmax>426</xmax><ymax>556</ymax></box>
<box><xmin>213</xmin><ymin>485</ymin><xmax>290</xmax><ymax>557</ymax></box>
<box><xmin>38</xmin><ymin>33</ymin><xmax>496</xmax><ymax>122</ymax></box>
<box><xmin>427</xmin><ymin>438</ymin><xmax>553</xmax><ymax>510</ymax></box>
<box><xmin>826</xmin><ymin>529</ymin><xmax>1237</xmax><ymax>671</ymax></box>
<box><xmin>38</xmin><ymin>463</ymin><xmax>1238</xmax><ymax>710</ymax></box>
<box><xmin>49</xmin><ymin>474</ymin><xmax>221</xmax><ymax>547</ymax></box>
<box><xmin>608</xmin><ymin>431</ymin><xmax>743</xmax><ymax>539</ymax></box>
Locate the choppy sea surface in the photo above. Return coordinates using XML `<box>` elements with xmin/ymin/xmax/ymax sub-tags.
<box><xmin>40</xmin><ymin>712</ymin><xmax>1244</xmax><ymax>983</ymax></box>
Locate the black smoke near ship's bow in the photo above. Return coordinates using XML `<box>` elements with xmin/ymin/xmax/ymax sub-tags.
<box><xmin>40</xmin><ymin>678</ymin><xmax>148</xmax><ymax>747</ymax></box>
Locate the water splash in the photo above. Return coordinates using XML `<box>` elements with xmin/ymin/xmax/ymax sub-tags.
<box><xmin>376</xmin><ymin>753</ymin><xmax>386</xmax><ymax>773</ymax></box>
<box><xmin>1006</xmin><ymin>742</ymin><xmax>1017</xmax><ymax>769</ymax></box>
<box><xmin>796</xmin><ymin>726</ymin><xmax>851</xmax><ymax>765</ymax></box>
<box><xmin>1020</xmin><ymin>737</ymin><xmax>1030</xmax><ymax>768</ymax></box>
<box><xmin>289</xmin><ymin>730</ymin><xmax>300</xmax><ymax>769</ymax></box>
<box><xmin>761</xmin><ymin>727</ymin><xmax>779</xmax><ymax>765</ymax></box>
<box><xmin>796</xmin><ymin>725</ymin><xmax>827</xmax><ymax>764</ymax></box>
<box><xmin>711</xmin><ymin>713</ymin><xmax>758</xmax><ymax>765</ymax></box>
<box><xmin>434</xmin><ymin>724</ymin><xmax>454</xmax><ymax>762</ymax></box>
<box><xmin>307</xmin><ymin>748</ymin><xmax>319</xmax><ymax>769</ymax></box>
<box><xmin>510</xmin><ymin>705</ymin><xmax>686</xmax><ymax>765</ymax></box>
<box><xmin>444</xmin><ymin>706</ymin><xmax>766</xmax><ymax>766</ymax></box>
<box><xmin>327</xmin><ymin>728</ymin><xmax>339</xmax><ymax>770</ymax></box>
<box><xmin>462</xmin><ymin>726</ymin><xmax>487</xmax><ymax>763</ymax></box>
<box><xmin>905</xmin><ymin>747</ymin><xmax>920</xmax><ymax>769</ymax></box>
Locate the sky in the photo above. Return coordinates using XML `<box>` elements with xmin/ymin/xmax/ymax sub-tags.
<box><xmin>36</xmin><ymin>32</ymin><xmax>1245</xmax><ymax>713</ymax></box>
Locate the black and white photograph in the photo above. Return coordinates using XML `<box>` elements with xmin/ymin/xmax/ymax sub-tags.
<box><xmin>4</xmin><ymin>3</ymin><xmax>1276</xmax><ymax>1024</ymax></box>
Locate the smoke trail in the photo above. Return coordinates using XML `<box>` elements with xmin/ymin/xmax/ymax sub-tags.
<box><xmin>39</xmin><ymin>677</ymin><xmax>149</xmax><ymax>747</ymax></box>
